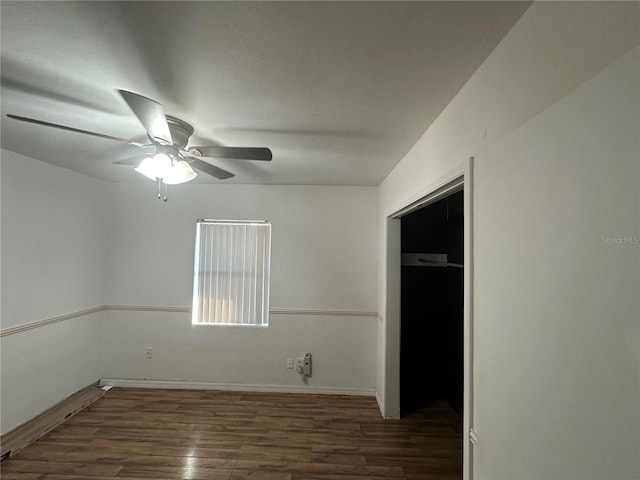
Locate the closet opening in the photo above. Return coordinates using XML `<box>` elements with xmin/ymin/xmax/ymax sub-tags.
<box><xmin>400</xmin><ymin>189</ymin><xmax>464</xmax><ymax>419</ymax></box>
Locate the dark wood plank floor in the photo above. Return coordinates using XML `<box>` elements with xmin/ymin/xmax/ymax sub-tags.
<box><xmin>1</xmin><ymin>388</ymin><xmax>462</xmax><ymax>480</ymax></box>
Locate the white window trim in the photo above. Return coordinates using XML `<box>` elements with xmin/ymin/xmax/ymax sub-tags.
<box><xmin>192</xmin><ymin>219</ymin><xmax>271</xmax><ymax>327</ymax></box>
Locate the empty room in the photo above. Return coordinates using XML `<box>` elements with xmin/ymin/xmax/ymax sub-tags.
<box><xmin>1</xmin><ymin>2</ymin><xmax>638</xmax><ymax>480</ymax></box>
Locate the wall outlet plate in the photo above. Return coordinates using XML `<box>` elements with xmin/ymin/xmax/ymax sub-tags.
<box><xmin>286</xmin><ymin>358</ymin><xmax>293</xmax><ymax>369</ymax></box>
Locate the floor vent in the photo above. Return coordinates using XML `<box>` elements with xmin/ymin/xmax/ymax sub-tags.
<box><xmin>0</xmin><ymin>383</ymin><xmax>106</xmax><ymax>460</ymax></box>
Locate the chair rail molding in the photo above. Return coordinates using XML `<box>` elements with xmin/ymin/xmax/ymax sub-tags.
<box><xmin>1</xmin><ymin>305</ymin><xmax>379</xmax><ymax>337</ymax></box>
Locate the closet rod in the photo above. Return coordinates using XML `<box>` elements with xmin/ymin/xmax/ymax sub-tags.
<box><xmin>418</xmin><ymin>258</ymin><xmax>464</xmax><ymax>269</ymax></box>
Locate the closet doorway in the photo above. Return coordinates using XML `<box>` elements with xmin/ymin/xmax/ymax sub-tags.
<box><xmin>400</xmin><ymin>190</ymin><xmax>464</xmax><ymax>417</ymax></box>
<box><xmin>385</xmin><ymin>162</ymin><xmax>473</xmax><ymax>477</ymax></box>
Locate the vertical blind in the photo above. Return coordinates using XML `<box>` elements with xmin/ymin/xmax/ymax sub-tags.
<box><xmin>192</xmin><ymin>220</ymin><xmax>271</xmax><ymax>326</ymax></box>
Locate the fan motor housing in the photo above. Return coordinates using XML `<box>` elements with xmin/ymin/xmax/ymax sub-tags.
<box><xmin>165</xmin><ymin>115</ymin><xmax>194</xmax><ymax>148</ymax></box>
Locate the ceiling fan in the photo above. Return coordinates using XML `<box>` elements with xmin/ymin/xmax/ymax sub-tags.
<box><xmin>6</xmin><ymin>89</ymin><xmax>272</xmax><ymax>196</ymax></box>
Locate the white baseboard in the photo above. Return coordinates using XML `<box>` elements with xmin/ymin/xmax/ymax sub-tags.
<box><xmin>374</xmin><ymin>388</ymin><xmax>384</xmax><ymax>415</ymax></box>
<box><xmin>100</xmin><ymin>378</ymin><xmax>376</xmax><ymax>398</ymax></box>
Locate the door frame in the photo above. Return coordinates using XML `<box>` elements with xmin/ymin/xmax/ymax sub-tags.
<box><xmin>383</xmin><ymin>157</ymin><xmax>474</xmax><ymax>480</ymax></box>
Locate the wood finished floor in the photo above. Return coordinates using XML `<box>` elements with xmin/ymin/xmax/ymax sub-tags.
<box><xmin>0</xmin><ymin>388</ymin><xmax>462</xmax><ymax>480</ymax></box>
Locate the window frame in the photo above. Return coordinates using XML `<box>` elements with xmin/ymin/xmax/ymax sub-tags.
<box><xmin>191</xmin><ymin>219</ymin><xmax>272</xmax><ymax>327</ymax></box>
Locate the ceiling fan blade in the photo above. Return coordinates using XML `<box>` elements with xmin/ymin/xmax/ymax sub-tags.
<box><xmin>113</xmin><ymin>158</ymin><xmax>139</xmax><ymax>166</ymax></box>
<box><xmin>118</xmin><ymin>90</ymin><xmax>172</xmax><ymax>145</ymax></box>
<box><xmin>185</xmin><ymin>156</ymin><xmax>235</xmax><ymax>180</ymax></box>
<box><xmin>189</xmin><ymin>146</ymin><xmax>272</xmax><ymax>161</ymax></box>
<box><xmin>6</xmin><ymin>114</ymin><xmax>149</xmax><ymax>147</ymax></box>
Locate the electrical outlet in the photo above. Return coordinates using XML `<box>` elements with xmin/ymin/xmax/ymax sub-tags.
<box><xmin>286</xmin><ymin>358</ymin><xmax>293</xmax><ymax>369</ymax></box>
<box><xmin>145</xmin><ymin>347</ymin><xmax>152</xmax><ymax>359</ymax></box>
<box><xmin>295</xmin><ymin>357</ymin><xmax>304</xmax><ymax>369</ymax></box>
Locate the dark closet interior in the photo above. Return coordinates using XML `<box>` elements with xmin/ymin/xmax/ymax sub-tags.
<box><xmin>400</xmin><ymin>190</ymin><xmax>463</xmax><ymax>417</ymax></box>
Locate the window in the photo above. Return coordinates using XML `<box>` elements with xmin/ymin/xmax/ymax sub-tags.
<box><xmin>192</xmin><ymin>220</ymin><xmax>271</xmax><ymax>326</ymax></box>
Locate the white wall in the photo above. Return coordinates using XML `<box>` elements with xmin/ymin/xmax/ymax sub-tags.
<box><xmin>1</xmin><ymin>151</ymin><xmax>109</xmax><ymax>327</ymax></box>
<box><xmin>102</xmin><ymin>184</ymin><xmax>378</xmax><ymax>394</ymax></box>
<box><xmin>101</xmin><ymin>310</ymin><xmax>376</xmax><ymax>394</ymax></box>
<box><xmin>0</xmin><ymin>150</ymin><xmax>108</xmax><ymax>434</ymax></box>
<box><xmin>378</xmin><ymin>2</ymin><xmax>639</xmax><ymax>479</ymax></box>
<box><xmin>473</xmin><ymin>46</ymin><xmax>639</xmax><ymax>479</ymax></box>
<box><xmin>105</xmin><ymin>184</ymin><xmax>377</xmax><ymax>311</ymax></box>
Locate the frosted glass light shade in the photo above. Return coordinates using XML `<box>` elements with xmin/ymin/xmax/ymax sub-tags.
<box><xmin>135</xmin><ymin>153</ymin><xmax>172</xmax><ymax>180</ymax></box>
<box><xmin>163</xmin><ymin>160</ymin><xmax>197</xmax><ymax>184</ymax></box>
<box><xmin>134</xmin><ymin>156</ymin><xmax>158</xmax><ymax>180</ymax></box>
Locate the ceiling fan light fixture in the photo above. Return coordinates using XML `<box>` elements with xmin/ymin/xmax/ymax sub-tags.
<box><xmin>162</xmin><ymin>160</ymin><xmax>197</xmax><ymax>185</ymax></box>
<box><xmin>134</xmin><ymin>153</ymin><xmax>172</xmax><ymax>180</ymax></box>
<box><xmin>7</xmin><ymin>90</ymin><xmax>270</xmax><ymax>192</ymax></box>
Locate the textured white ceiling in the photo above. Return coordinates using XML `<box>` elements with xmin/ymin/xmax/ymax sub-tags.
<box><xmin>0</xmin><ymin>1</ymin><xmax>529</xmax><ymax>185</ymax></box>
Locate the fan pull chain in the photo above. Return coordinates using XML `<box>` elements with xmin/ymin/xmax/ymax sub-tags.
<box><xmin>155</xmin><ymin>178</ymin><xmax>169</xmax><ymax>201</ymax></box>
